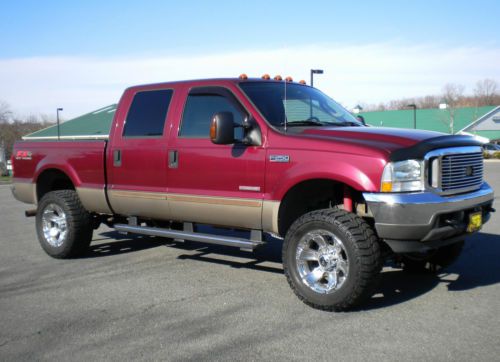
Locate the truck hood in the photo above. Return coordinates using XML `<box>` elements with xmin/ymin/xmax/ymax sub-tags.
<box><xmin>298</xmin><ymin>126</ymin><xmax>481</xmax><ymax>160</ymax></box>
<box><xmin>301</xmin><ymin>127</ymin><xmax>442</xmax><ymax>149</ymax></box>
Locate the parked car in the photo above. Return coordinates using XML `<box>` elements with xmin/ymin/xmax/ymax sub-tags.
<box><xmin>482</xmin><ymin>143</ymin><xmax>500</xmax><ymax>155</ymax></box>
<box><xmin>10</xmin><ymin>76</ymin><xmax>495</xmax><ymax>311</ymax></box>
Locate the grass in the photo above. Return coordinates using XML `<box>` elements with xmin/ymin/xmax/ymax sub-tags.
<box><xmin>0</xmin><ymin>175</ymin><xmax>12</xmax><ymax>183</ymax></box>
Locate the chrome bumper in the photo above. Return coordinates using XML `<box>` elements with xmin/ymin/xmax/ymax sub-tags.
<box><xmin>363</xmin><ymin>183</ymin><xmax>494</xmax><ymax>252</ymax></box>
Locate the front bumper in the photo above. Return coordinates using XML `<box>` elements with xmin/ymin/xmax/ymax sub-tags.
<box><xmin>363</xmin><ymin>183</ymin><xmax>494</xmax><ymax>253</ymax></box>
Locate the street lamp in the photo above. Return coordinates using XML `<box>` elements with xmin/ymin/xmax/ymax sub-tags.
<box><xmin>56</xmin><ymin>108</ymin><xmax>63</xmax><ymax>140</ymax></box>
<box><xmin>310</xmin><ymin>69</ymin><xmax>324</xmax><ymax>87</ymax></box>
<box><xmin>407</xmin><ymin>104</ymin><xmax>417</xmax><ymax>129</ymax></box>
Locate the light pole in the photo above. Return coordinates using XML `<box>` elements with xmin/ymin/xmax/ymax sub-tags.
<box><xmin>310</xmin><ymin>69</ymin><xmax>324</xmax><ymax>87</ymax></box>
<box><xmin>407</xmin><ymin>104</ymin><xmax>417</xmax><ymax>129</ymax></box>
<box><xmin>56</xmin><ymin>108</ymin><xmax>63</xmax><ymax>140</ymax></box>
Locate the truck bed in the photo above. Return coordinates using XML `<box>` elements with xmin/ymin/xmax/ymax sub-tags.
<box><xmin>11</xmin><ymin>140</ymin><xmax>109</xmax><ymax>213</ymax></box>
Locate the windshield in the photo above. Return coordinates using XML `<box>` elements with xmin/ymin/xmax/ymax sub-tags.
<box><xmin>239</xmin><ymin>81</ymin><xmax>362</xmax><ymax>128</ymax></box>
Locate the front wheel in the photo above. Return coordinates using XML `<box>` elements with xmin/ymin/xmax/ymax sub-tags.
<box><xmin>283</xmin><ymin>209</ymin><xmax>382</xmax><ymax>311</ymax></box>
<box><xmin>36</xmin><ymin>190</ymin><xmax>93</xmax><ymax>258</ymax></box>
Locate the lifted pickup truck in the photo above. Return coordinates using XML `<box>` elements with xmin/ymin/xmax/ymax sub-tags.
<box><xmin>11</xmin><ymin>76</ymin><xmax>495</xmax><ymax>311</ymax></box>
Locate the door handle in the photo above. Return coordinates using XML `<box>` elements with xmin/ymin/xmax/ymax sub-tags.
<box><xmin>113</xmin><ymin>149</ymin><xmax>121</xmax><ymax>167</ymax></box>
<box><xmin>168</xmin><ymin>150</ymin><xmax>178</xmax><ymax>169</ymax></box>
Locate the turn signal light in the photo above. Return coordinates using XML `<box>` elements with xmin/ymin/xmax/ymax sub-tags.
<box><xmin>381</xmin><ymin>182</ymin><xmax>392</xmax><ymax>192</ymax></box>
<box><xmin>210</xmin><ymin>119</ymin><xmax>217</xmax><ymax>141</ymax></box>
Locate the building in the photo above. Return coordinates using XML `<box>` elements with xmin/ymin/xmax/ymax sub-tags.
<box><xmin>24</xmin><ymin>104</ymin><xmax>116</xmax><ymax>140</ymax></box>
<box><xmin>359</xmin><ymin>106</ymin><xmax>500</xmax><ymax>141</ymax></box>
<box><xmin>458</xmin><ymin>106</ymin><xmax>500</xmax><ymax>141</ymax></box>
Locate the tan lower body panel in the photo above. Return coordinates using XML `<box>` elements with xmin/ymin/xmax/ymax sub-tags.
<box><xmin>168</xmin><ymin>194</ymin><xmax>262</xmax><ymax>230</ymax></box>
<box><xmin>11</xmin><ymin>182</ymin><xmax>36</xmax><ymax>205</ymax></box>
<box><xmin>77</xmin><ymin>187</ymin><xmax>112</xmax><ymax>214</ymax></box>
<box><xmin>107</xmin><ymin>190</ymin><xmax>266</xmax><ymax>230</ymax></box>
<box><xmin>108</xmin><ymin>190</ymin><xmax>171</xmax><ymax>220</ymax></box>
<box><xmin>262</xmin><ymin>200</ymin><xmax>280</xmax><ymax>235</ymax></box>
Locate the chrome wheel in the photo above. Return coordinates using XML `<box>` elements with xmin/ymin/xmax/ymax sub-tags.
<box><xmin>295</xmin><ymin>230</ymin><xmax>349</xmax><ymax>294</ymax></box>
<box><xmin>42</xmin><ymin>203</ymin><xmax>68</xmax><ymax>247</ymax></box>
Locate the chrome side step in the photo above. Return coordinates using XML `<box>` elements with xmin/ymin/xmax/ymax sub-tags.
<box><xmin>114</xmin><ymin>224</ymin><xmax>264</xmax><ymax>251</ymax></box>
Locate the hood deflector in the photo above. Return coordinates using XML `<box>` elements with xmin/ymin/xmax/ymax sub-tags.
<box><xmin>390</xmin><ymin>135</ymin><xmax>482</xmax><ymax>162</ymax></box>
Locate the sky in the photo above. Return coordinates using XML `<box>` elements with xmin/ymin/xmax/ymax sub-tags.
<box><xmin>1</xmin><ymin>0</ymin><xmax>499</xmax><ymax>119</ymax></box>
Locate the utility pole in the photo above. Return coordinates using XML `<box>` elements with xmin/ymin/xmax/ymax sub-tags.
<box><xmin>57</xmin><ymin>108</ymin><xmax>63</xmax><ymax>140</ymax></box>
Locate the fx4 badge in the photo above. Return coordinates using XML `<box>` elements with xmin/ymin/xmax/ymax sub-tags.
<box><xmin>269</xmin><ymin>155</ymin><xmax>290</xmax><ymax>163</ymax></box>
<box><xmin>15</xmin><ymin>150</ymin><xmax>32</xmax><ymax>160</ymax></box>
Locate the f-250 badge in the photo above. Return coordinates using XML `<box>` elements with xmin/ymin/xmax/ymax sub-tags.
<box><xmin>269</xmin><ymin>155</ymin><xmax>290</xmax><ymax>163</ymax></box>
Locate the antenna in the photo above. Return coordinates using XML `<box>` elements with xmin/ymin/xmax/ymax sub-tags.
<box><xmin>284</xmin><ymin>80</ymin><xmax>287</xmax><ymax>132</ymax></box>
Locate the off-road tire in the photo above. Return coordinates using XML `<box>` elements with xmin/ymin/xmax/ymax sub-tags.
<box><xmin>283</xmin><ymin>209</ymin><xmax>382</xmax><ymax>311</ymax></box>
<box><xmin>401</xmin><ymin>241</ymin><xmax>464</xmax><ymax>273</ymax></box>
<box><xmin>36</xmin><ymin>190</ymin><xmax>93</xmax><ymax>258</ymax></box>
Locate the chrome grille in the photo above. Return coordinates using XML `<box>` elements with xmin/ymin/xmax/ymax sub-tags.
<box><xmin>440</xmin><ymin>152</ymin><xmax>483</xmax><ymax>193</ymax></box>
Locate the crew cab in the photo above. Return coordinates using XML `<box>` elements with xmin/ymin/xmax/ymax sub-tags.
<box><xmin>11</xmin><ymin>76</ymin><xmax>495</xmax><ymax>311</ymax></box>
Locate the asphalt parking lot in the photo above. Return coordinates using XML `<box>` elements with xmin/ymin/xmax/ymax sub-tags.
<box><xmin>1</xmin><ymin>163</ymin><xmax>500</xmax><ymax>361</ymax></box>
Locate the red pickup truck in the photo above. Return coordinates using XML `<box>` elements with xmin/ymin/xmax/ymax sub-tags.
<box><xmin>11</xmin><ymin>76</ymin><xmax>495</xmax><ymax>311</ymax></box>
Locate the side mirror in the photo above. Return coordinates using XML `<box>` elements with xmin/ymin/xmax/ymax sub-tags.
<box><xmin>210</xmin><ymin>112</ymin><xmax>235</xmax><ymax>144</ymax></box>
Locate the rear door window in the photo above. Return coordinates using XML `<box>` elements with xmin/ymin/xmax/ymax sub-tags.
<box><xmin>123</xmin><ymin>89</ymin><xmax>173</xmax><ymax>137</ymax></box>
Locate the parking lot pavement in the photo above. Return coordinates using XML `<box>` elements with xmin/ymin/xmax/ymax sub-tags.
<box><xmin>1</xmin><ymin>164</ymin><xmax>500</xmax><ymax>361</ymax></box>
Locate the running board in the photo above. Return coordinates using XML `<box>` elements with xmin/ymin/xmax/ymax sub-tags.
<box><xmin>114</xmin><ymin>224</ymin><xmax>264</xmax><ymax>251</ymax></box>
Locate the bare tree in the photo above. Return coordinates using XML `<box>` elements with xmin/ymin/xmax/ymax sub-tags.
<box><xmin>474</xmin><ymin>79</ymin><xmax>499</xmax><ymax>106</ymax></box>
<box><xmin>0</xmin><ymin>101</ymin><xmax>12</xmax><ymax>124</ymax></box>
<box><xmin>440</xmin><ymin>83</ymin><xmax>465</xmax><ymax>134</ymax></box>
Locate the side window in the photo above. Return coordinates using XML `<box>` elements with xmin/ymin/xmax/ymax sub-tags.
<box><xmin>179</xmin><ymin>92</ymin><xmax>245</xmax><ymax>138</ymax></box>
<box><xmin>123</xmin><ymin>89</ymin><xmax>173</xmax><ymax>137</ymax></box>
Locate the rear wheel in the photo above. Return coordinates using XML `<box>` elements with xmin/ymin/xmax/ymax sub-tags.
<box><xmin>401</xmin><ymin>241</ymin><xmax>464</xmax><ymax>273</ymax></box>
<box><xmin>283</xmin><ymin>209</ymin><xmax>382</xmax><ymax>311</ymax></box>
<box><xmin>36</xmin><ymin>190</ymin><xmax>93</xmax><ymax>258</ymax></box>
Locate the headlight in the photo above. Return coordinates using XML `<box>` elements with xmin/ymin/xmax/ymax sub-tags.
<box><xmin>381</xmin><ymin>160</ymin><xmax>425</xmax><ymax>192</ymax></box>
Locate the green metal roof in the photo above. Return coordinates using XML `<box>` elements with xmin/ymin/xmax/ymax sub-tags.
<box><xmin>359</xmin><ymin>106</ymin><xmax>496</xmax><ymax>134</ymax></box>
<box><xmin>24</xmin><ymin>104</ymin><xmax>117</xmax><ymax>140</ymax></box>
<box><xmin>465</xmin><ymin>130</ymin><xmax>500</xmax><ymax>141</ymax></box>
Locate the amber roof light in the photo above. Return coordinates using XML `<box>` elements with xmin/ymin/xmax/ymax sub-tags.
<box><xmin>285</xmin><ymin>76</ymin><xmax>293</xmax><ymax>82</ymax></box>
<box><xmin>239</xmin><ymin>73</ymin><xmax>248</xmax><ymax>80</ymax></box>
<box><xmin>261</xmin><ymin>74</ymin><xmax>271</xmax><ymax>80</ymax></box>
<box><xmin>274</xmin><ymin>75</ymin><xmax>283</xmax><ymax>81</ymax></box>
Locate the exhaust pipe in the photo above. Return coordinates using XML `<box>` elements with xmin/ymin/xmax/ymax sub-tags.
<box><xmin>25</xmin><ymin>209</ymin><xmax>37</xmax><ymax>217</ymax></box>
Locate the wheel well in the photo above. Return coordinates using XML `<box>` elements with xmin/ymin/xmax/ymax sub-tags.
<box><xmin>36</xmin><ymin>169</ymin><xmax>75</xmax><ymax>201</ymax></box>
<box><xmin>277</xmin><ymin>179</ymin><xmax>362</xmax><ymax>237</ymax></box>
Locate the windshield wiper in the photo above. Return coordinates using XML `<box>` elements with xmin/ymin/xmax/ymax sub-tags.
<box><xmin>327</xmin><ymin>121</ymin><xmax>361</xmax><ymax>127</ymax></box>
<box><xmin>280</xmin><ymin>120</ymin><xmax>326</xmax><ymax>127</ymax></box>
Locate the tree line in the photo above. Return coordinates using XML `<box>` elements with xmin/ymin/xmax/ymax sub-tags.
<box><xmin>0</xmin><ymin>101</ymin><xmax>55</xmax><ymax>159</ymax></box>
<box><xmin>361</xmin><ymin>78</ymin><xmax>499</xmax><ymax>111</ymax></box>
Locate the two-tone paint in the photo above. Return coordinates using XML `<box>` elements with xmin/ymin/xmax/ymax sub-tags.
<box><xmin>11</xmin><ymin>78</ymin><xmax>446</xmax><ymax>235</ymax></box>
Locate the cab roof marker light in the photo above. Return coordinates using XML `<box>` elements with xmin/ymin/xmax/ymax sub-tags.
<box><xmin>285</xmin><ymin>76</ymin><xmax>293</xmax><ymax>82</ymax></box>
<box><xmin>239</xmin><ymin>74</ymin><xmax>248</xmax><ymax>80</ymax></box>
<box><xmin>261</xmin><ymin>74</ymin><xmax>271</xmax><ymax>80</ymax></box>
<box><xmin>274</xmin><ymin>75</ymin><xmax>283</xmax><ymax>81</ymax></box>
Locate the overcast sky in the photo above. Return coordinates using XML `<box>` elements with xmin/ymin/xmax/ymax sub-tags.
<box><xmin>1</xmin><ymin>0</ymin><xmax>499</xmax><ymax>119</ymax></box>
